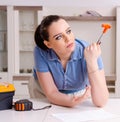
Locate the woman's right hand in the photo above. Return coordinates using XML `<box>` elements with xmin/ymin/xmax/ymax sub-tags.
<box><xmin>69</xmin><ymin>86</ymin><xmax>91</xmax><ymax>107</ymax></box>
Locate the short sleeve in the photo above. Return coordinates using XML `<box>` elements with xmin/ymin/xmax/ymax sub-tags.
<box><xmin>34</xmin><ymin>46</ymin><xmax>49</xmax><ymax>72</ymax></box>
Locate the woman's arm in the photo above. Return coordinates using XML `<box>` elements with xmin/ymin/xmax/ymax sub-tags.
<box><xmin>36</xmin><ymin>71</ymin><xmax>90</xmax><ymax>107</ymax></box>
<box><xmin>88</xmin><ymin>69</ymin><xmax>109</xmax><ymax>107</ymax></box>
<box><xmin>84</xmin><ymin>43</ymin><xmax>109</xmax><ymax>107</ymax></box>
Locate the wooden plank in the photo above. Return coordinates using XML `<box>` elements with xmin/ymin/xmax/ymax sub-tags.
<box><xmin>14</xmin><ymin>6</ymin><xmax>43</xmax><ymax>11</ymax></box>
<box><xmin>105</xmin><ymin>74</ymin><xmax>116</xmax><ymax>81</ymax></box>
<box><xmin>13</xmin><ymin>74</ymin><xmax>116</xmax><ymax>81</ymax></box>
<box><xmin>13</xmin><ymin>75</ymin><xmax>32</xmax><ymax>81</ymax></box>
<box><xmin>0</xmin><ymin>6</ymin><xmax>6</xmax><ymax>10</ymax></box>
<box><xmin>62</xmin><ymin>16</ymin><xmax>116</xmax><ymax>21</ymax></box>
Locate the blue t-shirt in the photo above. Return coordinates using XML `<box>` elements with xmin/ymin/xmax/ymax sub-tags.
<box><xmin>33</xmin><ymin>39</ymin><xmax>103</xmax><ymax>94</ymax></box>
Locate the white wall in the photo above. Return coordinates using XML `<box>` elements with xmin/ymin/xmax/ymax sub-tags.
<box><xmin>0</xmin><ymin>0</ymin><xmax>120</xmax><ymax>7</ymax></box>
<box><xmin>0</xmin><ymin>0</ymin><xmax>119</xmax><ymax>16</ymax></box>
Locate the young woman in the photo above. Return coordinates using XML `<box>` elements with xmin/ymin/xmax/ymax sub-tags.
<box><xmin>33</xmin><ymin>15</ymin><xmax>109</xmax><ymax>107</ymax></box>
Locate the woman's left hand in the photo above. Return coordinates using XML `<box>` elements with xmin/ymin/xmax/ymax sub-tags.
<box><xmin>84</xmin><ymin>42</ymin><xmax>101</xmax><ymax>63</ymax></box>
<box><xmin>84</xmin><ymin>43</ymin><xmax>101</xmax><ymax>73</ymax></box>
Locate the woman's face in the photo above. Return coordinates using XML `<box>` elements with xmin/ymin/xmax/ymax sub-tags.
<box><xmin>44</xmin><ymin>19</ymin><xmax>75</xmax><ymax>57</ymax></box>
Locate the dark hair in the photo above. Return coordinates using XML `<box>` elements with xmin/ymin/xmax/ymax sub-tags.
<box><xmin>34</xmin><ymin>15</ymin><xmax>63</xmax><ymax>50</ymax></box>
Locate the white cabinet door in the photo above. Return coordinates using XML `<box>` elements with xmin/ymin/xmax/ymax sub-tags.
<box><xmin>0</xmin><ymin>72</ymin><xmax>8</xmax><ymax>81</ymax></box>
<box><xmin>0</xmin><ymin>7</ymin><xmax>8</xmax><ymax>81</ymax></box>
<box><xmin>13</xmin><ymin>80</ymin><xmax>30</xmax><ymax>99</ymax></box>
<box><xmin>14</xmin><ymin>6</ymin><xmax>43</xmax><ymax>75</ymax></box>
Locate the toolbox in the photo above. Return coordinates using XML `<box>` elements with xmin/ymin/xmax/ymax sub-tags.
<box><xmin>0</xmin><ymin>82</ymin><xmax>15</xmax><ymax>110</ymax></box>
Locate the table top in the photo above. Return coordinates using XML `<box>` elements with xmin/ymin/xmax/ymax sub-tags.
<box><xmin>0</xmin><ymin>98</ymin><xmax>120</xmax><ymax>122</ymax></box>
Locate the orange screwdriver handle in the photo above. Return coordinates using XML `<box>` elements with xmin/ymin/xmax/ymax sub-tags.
<box><xmin>102</xmin><ymin>24</ymin><xmax>111</xmax><ymax>33</ymax></box>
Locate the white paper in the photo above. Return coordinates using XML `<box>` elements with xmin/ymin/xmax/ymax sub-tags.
<box><xmin>52</xmin><ymin>109</ymin><xmax>119</xmax><ymax>122</ymax></box>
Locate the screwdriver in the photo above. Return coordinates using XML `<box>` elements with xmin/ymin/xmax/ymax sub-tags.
<box><xmin>97</xmin><ymin>24</ymin><xmax>111</xmax><ymax>45</ymax></box>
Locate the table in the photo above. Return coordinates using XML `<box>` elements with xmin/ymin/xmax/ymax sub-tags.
<box><xmin>0</xmin><ymin>98</ymin><xmax>120</xmax><ymax>122</ymax></box>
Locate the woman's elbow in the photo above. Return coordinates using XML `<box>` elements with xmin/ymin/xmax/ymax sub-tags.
<box><xmin>93</xmin><ymin>94</ymin><xmax>109</xmax><ymax>107</ymax></box>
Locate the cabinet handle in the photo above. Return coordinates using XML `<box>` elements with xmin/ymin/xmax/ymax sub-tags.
<box><xmin>21</xmin><ymin>83</ymin><xmax>28</xmax><ymax>85</ymax></box>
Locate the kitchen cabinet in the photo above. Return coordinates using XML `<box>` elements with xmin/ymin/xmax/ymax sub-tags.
<box><xmin>0</xmin><ymin>5</ymin><xmax>43</xmax><ymax>98</ymax></box>
<box><xmin>13</xmin><ymin>6</ymin><xmax>43</xmax><ymax>98</ymax></box>
<box><xmin>13</xmin><ymin>6</ymin><xmax>43</xmax><ymax>75</ymax></box>
<box><xmin>0</xmin><ymin>6</ymin><xmax>8</xmax><ymax>81</ymax></box>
